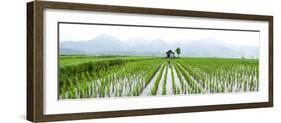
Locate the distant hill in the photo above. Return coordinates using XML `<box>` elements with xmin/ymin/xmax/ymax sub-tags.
<box><xmin>60</xmin><ymin>34</ymin><xmax>259</xmax><ymax>58</ymax></box>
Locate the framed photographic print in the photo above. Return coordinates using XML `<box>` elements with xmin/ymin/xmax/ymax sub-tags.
<box><xmin>27</xmin><ymin>1</ymin><xmax>273</xmax><ymax>122</ymax></box>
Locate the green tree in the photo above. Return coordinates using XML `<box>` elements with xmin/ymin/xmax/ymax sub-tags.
<box><xmin>175</xmin><ymin>47</ymin><xmax>181</xmax><ymax>57</ymax></box>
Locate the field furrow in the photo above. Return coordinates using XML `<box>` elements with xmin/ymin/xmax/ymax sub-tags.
<box><xmin>156</xmin><ymin>66</ymin><xmax>166</xmax><ymax>95</ymax></box>
<box><xmin>150</xmin><ymin>62</ymin><xmax>166</xmax><ymax>95</ymax></box>
<box><xmin>140</xmin><ymin>63</ymin><xmax>164</xmax><ymax>96</ymax></box>
<box><xmin>165</xmin><ymin>63</ymin><xmax>174</xmax><ymax>95</ymax></box>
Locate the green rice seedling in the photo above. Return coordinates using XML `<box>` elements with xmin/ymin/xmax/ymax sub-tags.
<box><xmin>59</xmin><ymin>57</ymin><xmax>165</xmax><ymax>99</ymax></box>
<box><xmin>174</xmin><ymin>61</ymin><xmax>204</xmax><ymax>94</ymax></box>
<box><xmin>162</xmin><ymin>63</ymin><xmax>169</xmax><ymax>95</ymax></box>
<box><xmin>176</xmin><ymin>57</ymin><xmax>258</xmax><ymax>94</ymax></box>
<box><xmin>150</xmin><ymin>62</ymin><xmax>166</xmax><ymax>95</ymax></box>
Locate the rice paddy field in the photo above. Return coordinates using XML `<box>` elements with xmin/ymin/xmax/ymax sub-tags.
<box><xmin>58</xmin><ymin>55</ymin><xmax>259</xmax><ymax>99</ymax></box>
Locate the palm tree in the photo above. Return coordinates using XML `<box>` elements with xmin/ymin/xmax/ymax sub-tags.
<box><xmin>175</xmin><ymin>47</ymin><xmax>181</xmax><ymax>57</ymax></box>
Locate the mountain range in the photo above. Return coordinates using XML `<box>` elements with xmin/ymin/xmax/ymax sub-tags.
<box><xmin>59</xmin><ymin>34</ymin><xmax>259</xmax><ymax>58</ymax></box>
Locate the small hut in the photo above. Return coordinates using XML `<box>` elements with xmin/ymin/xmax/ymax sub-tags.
<box><xmin>166</xmin><ymin>50</ymin><xmax>175</xmax><ymax>58</ymax></box>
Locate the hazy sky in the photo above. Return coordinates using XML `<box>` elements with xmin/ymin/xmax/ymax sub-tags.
<box><xmin>59</xmin><ymin>23</ymin><xmax>259</xmax><ymax>47</ymax></box>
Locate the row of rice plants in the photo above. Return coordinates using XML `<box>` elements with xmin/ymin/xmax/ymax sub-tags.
<box><xmin>161</xmin><ymin>63</ymin><xmax>169</xmax><ymax>95</ymax></box>
<box><xmin>170</xmin><ymin>62</ymin><xmax>184</xmax><ymax>94</ymax></box>
<box><xmin>170</xmin><ymin>62</ymin><xmax>176</xmax><ymax>94</ymax></box>
<box><xmin>175</xmin><ymin>61</ymin><xmax>207</xmax><ymax>92</ymax></box>
<box><xmin>173</xmin><ymin>60</ymin><xmax>204</xmax><ymax>94</ymax></box>
<box><xmin>59</xmin><ymin>59</ymin><xmax>164</xmax><ymax>99</ymax></box>
<box><xmin>171</xmin><ymin>63</ymin><xmax>188</xmax><ymax>94</ymax></box>
<box><xmin>176</xmin><ymin>58</ymin><xmax>259</xmax><ymax>93</ymax></box>
<box><xmin>150</xmin><ymin>61</ymin><xmax>167</xmax><ymax>95</ymax></box>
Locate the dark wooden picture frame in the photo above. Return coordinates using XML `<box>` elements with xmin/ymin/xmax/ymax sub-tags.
<box><xmin>27</xmin><ymin>1</ymin><xmax>273</xmax><ymax>122</ymax></box>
